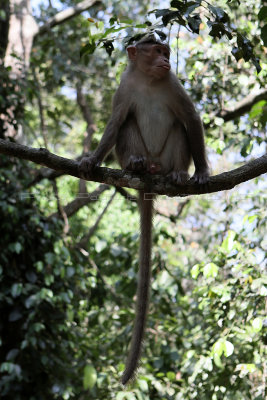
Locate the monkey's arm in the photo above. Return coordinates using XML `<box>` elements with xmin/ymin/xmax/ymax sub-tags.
<box><xmin>171</xmin><ymin>77</ymin><xmax>209</xmax><ymax>183</ymax></box>
<box><xmin>79</xmin><ymin>90</ymin><xmax>131</xmax><ymax>177</ymax></box>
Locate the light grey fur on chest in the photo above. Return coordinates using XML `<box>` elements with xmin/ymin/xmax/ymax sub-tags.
<box><xmin>132</xmin><ymin>88</ymin><xmax>175</xmax><ymax>157</ymax></box>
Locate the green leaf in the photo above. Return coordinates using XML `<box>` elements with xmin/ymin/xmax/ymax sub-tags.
<box><xmin>251</xmin><ymin>318</ymin><xmax>263</xmax><ymax>332</ymax></box>
<box><xmin>80</xmin><ymin>42</ymin><xmax>96</xmax><ymax>58</ymax></box>
<box><xmin>83</xmin><ymin>364</ymin><xmax>97</xmax><ymax>390</ymax></box>
<box><xmin>232</xmin><ymin>46</ymin><xmax>243</xmax><ymax>61</ymax></box>
<box><xmin>241</xmin><ymin>137</ymin><xmax>253</xmax><ymax>157</ymax></box>
<box><xmin>188</xmin><ymin>14</ymin><xmax>202</xmax><ymax>34</ymax></box>
<box><xmin>252</xmin><ymin>57</ymin><xmax>261</xmax><ymax>74</ymax></box>
<box><xmin>6</xmin><ymin>349</ymin><xmax>19</xmax><ymax>361</ymax></box>
<box><xmin>208</xmin><ymin>5</ymin><xmax>229</xmax><ymax>22</ymax></box>
<box><xmin>166</xmin><ymin>371</ymin><xmax>176</xmax><ymax>381</ymax></box>
<box><xmin>203</xmin><ymin>263</ymin><xmax>218</xmax><ymax>278</ymax></box>
<box><xmin>261</xmin><ymin>24</ymin><xmax>267</xmax><ymax>46</ymax></box>
<box><xmin>45</xmin><ymin>252</ymin><xmax>54</xmax><ymax>264</ymax></box>
<box><xmin>14</xmin><ymin>242</ymin><xmax>22</xmax><ymax>254</ymax></box>
<box><xmin>259</xmin><ymin>6</ymin><xmax>267</xmax><ymax>21</ymax></box>
<box><xmin>260</xmin><ymin>286</ymin><xmax>267</xmax><ymax>296</ymax></box>
<box><xmin>138</xmin><ymin>379</ymin><xmax>149</xmax><ymax>391</ymax></box>
<box><xmin>102</xmin><ymin>40</ymin><xmax>114</xmax><ymax>56</ymax></box>
<box><xmin>184</xmin><ymin>2</ymin><xmax>201</xmax><ymax>17</ymax></box>
<box><xmin>236</xmin><ymin>363</ymin><xmax>256</xmax><ymax>377</ymax></box>
<box><xmin>249</xmin><ymin>100</ymin><xmax>266</xmax><ymax>119</ymax></box>
<box><xmin>191</xmin><ymin>264</ymin><xmax>200</xmax><ymax>279</ymax></box>
<box><xmin>11</xmin><ymin>283</ymin><xmax>23</xmax><ymax>298</ymax></box>
<box><xmin>248</xmin><ymin>215</ymin><xmax>257</xmax><ymax>223</ymax></box>
<box><xmin>213</xmin><ymin>339</ymin><xmax>224</xmax><ymax>357</ymax></box>
<box><xmin>66</xmin><ymin>267</ymin><xmax>75</xmax><ymax>277</ymax></box>
<box><xmin>223</xmin><ymin>340</ymin><xmax>234</xmax><ymax>357</ymax></box>
<box><xmin>116</xmin><ymin>392</ymin><xmax>136</xmax><ymax>400</ymax></box>
<box><xmin>213</xmin><ymin>353</ymin><xmax>223</xmax><ymax>368</ymax></box>
<box><xmin>9</xmin><ymin>310</ymin><xmax>22</xmax><ymax>322</ymax></box>
<box><xmin>221</xmin><ymin>230</ymin><xmax>236</xmax><ymax>252</ymax></box>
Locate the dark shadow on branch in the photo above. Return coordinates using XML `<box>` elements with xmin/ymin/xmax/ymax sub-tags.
<box><xmin>0</xmin><ymin>139</ymin><xmax>266</xmax><ymax>197</ymax></box>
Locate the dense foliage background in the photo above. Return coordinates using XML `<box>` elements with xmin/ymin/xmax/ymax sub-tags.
<box><xmin>0</xmin><ymin>0</ymin><xmax>266</xmax><ymax>399</ymax></box>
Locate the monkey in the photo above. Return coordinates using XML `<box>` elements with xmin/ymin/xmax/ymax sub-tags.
<box><xmin>79</xmin><ymin>34</ymin><xmax>209</xmax><ymax>385</ymax></box>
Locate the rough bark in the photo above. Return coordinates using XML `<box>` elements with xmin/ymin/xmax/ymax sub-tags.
<box><xmin>0</xmin><ymin>139</ymin><xmax>266</xmax><ymax>197</ymax></box>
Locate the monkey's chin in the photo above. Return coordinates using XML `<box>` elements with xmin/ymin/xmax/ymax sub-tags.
<box><xmin>152</xmin><ymin>68</ymin><xmax>169</xmax><ymax>80</ymax></box>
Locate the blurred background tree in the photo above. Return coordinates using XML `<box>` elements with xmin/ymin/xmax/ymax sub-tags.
<box><xmin>0</xmin><ymin>0</ymin><xmax>266</xmax><ymax>399</ymax></box>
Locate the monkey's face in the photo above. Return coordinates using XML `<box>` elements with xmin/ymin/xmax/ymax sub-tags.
<box><xmin>128</xmin><ymin>44</ymin><xmax>171</xmax><ymax>80</ymax></box>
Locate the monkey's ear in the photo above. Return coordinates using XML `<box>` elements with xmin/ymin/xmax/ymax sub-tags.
<box><xmin>127</xmin><ymin>45</ymin><xmax>137</xmax><ymax>60</ymax></box>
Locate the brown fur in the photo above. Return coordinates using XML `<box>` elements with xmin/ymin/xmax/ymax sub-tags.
<box><xmin>121</xmin><ymin>191</ymin><xmax>153</xmax><ymax>385</ymax></box>
<box><xmin>79</xmin><ymin>36</ymin><xmax>209</xmax><ymax>384</ymax></box>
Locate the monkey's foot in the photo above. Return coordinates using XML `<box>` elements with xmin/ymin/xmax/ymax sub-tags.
<box><xmin>168</xmin><ymin>170</ymin><xmax>189</xmax><ymax>185</ymax></box>
<box><xmin>78</xmin><ymin>155</ymin><xmax>98</xmax><ymax>179</ymax></box>
<box><xmin>126</xmin><ymin>155</ymin><xmax>147</xmax><ymax>173</ymax></box>
<box><xmin>193</xmin><ymin>169</ymin><xmax>210</xmax><ymax>185</ymax></box>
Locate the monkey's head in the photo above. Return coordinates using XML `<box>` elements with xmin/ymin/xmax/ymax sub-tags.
<box><xmin>127</xmin><ymin>35</ymin><xmax>171</xmax><ymax>80</ymax></box>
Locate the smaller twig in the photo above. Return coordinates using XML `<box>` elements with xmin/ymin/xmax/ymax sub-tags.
<box><xmin>78</xmin><ymin>190</ymin><xmax>116</xmax><ymax>247</ymax></box>
<box><xmin>51</xmin><ymin>179</ymin><xmax>69</xmax><ymax>234</ymax></box>
<box><xmin>31</xmin><ymin>66</ymin><xmax>48</xmax><ymax>149</ymax></box>
<box><xmin>79</xmin><ymin>247</ymin><xmax>121</xmax><ymax>303</ymax></box>
<box><xmin>48</xmin><ymin>184</ymin><xmax>110</xmax><ymax>219</ymax></box>
<box><xmin>156</xmin><ymin>199</ymin><xmax>190</xmax><ymax>221</ymax></box>
<box><xmin>76</xmin><ymin>83</ymin><xmax>96</xmax><ymax>154</ymax></box>
<box><xmin>116</xmin><ymin>187</ymin><xmax>137</xmax><ymax>202</ymax></box>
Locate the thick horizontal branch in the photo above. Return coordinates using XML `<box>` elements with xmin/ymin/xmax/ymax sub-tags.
<box><xmin>0</xmin><ymin>139</ymin><xmax>266</xmax><ymax>197</ymax></box>
<box><xmin>37</xmin><ymin>0</ymin><xmax>101</xmax><ymax>37</ymax></box>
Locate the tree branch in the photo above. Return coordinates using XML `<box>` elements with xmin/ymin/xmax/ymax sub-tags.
<box><xmin>78</xmin><ymin>190</ymin><xmax>116</xmax><ymax>247</ymax></box>
<box><xmin>217</xmin><ymin>89</ymin><xmax>267</xmax><ymax>122</ymax></box>
<box><xmin>0</xmin><ymin>139</ymin><xmax>266</xmax><ymax>197</ymax></box>
<box><xmin>48</xmin><ymin>184</ymin><xmax>110</xmax><ymax>219</ymax></box>
<box><xmin>37</xmin><ymin>0</ymin><xmax>101</xmax><ymax>37</ymax></box>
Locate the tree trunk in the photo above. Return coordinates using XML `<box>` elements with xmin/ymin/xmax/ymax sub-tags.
<box><xmin>0</xmin><ymin>0</ymin><xmax>10</xmax><ymax>59</ymax></box>
<box><xmin>4</xmin><ymin>0</ymin><xmax>38</xmax><ymax>74</ymax></box>
<box><xmin>3</xmin><ymin>0</ymin><xmax>37</xmax><ymax>138</ymax></box>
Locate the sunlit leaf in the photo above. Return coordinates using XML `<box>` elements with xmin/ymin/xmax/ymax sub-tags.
<box><xmin>203</xmin><ymin>263</ymin><xmax>219</xmax><ymax>278</ymax></box>
<box><xmin>251</xmin><ymin>318</ymin><xmax>263</xmax><ymax>332</ymax></box>
<box><xmin>138</xmin><ymin>379</ymin><xmax>149</xmax><ymax>391</ymax></box>
<box><xmin>191</xmin><ymin>264</ymin><xmax>200</xmax><ymax>279</ymax></box>
<box><xmin>223</xmin><ymin>340</ymin><xmax>234</xmax><ymax>357</ymax></box>
<box><xmin>221</xmin><ymin>230</ymin><xmax>236</xmax><ymax>252</ymax></box>
<box><xmin>83</xmin><ymin>364</ymin><xmax>97</xmax><ymax>390</ymax></box>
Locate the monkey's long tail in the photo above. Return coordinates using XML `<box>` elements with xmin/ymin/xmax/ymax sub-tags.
<box><xmin>121</xmin><ymin>190</ymin><xmax>154</xmax><ymax>385</ymax></box>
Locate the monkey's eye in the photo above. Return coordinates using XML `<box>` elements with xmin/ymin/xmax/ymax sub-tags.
<box><xmin>156</xmin><ymin>48</ymin><xmax>161</xmax><ymax>54</ymax></box>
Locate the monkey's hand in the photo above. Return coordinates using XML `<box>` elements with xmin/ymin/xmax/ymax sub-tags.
<box><xmin>78</xmin><ymin>155</ymin><xmax>99</xmax><ymax>179</ymax></box>
<box><xmin>193</xmin><ymin>168</ymin><xmax>210</xmax><ymax>185</ymax></box>
<box><xmin>168</xmin><ymin>170</ymin><xmax>190</xmax><ymax>185</ymax></box>
<box><xmin>126</xmin><ymin>155</ymin><xmax>147</xmax><ymax>173</ymax></box>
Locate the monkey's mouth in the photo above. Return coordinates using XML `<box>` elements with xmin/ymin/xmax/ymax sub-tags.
<box><xmin>158</xmin><ymin>65</ymin><xmax>170</xmax><ymax>70</ymax></box>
